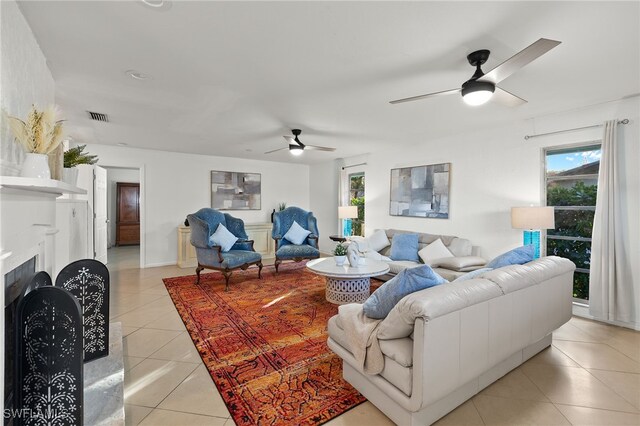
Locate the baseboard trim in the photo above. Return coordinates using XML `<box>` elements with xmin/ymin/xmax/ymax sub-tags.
<box><xmin>573</xmin><ymin>304</ymin><xmax>640</xmax><ymax>331</ymax></box>
<box><xmin>144</xmin><ymin>261</ymin><xmax>178</xmax><ymax>268</ymax></box>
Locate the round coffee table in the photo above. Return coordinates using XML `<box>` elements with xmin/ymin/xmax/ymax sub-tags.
<box><xmin>306</xmin><ymin>258</ymin><xmax>390</xmax><ymax>305</ymax></box>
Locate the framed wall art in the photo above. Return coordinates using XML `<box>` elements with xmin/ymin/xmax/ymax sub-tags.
<box><xmin>389</xmin><ymin>163</ymin><xmax>450</xmax><ymax>218</ymax></box>
<box><xmin>211</xmin><ymin>170</ymin><xmax>261</xmax><ymax>210</ymax></box>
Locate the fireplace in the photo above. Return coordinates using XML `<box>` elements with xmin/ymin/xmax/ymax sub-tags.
<box><xmin>3</xmin><ymin>256</ymin><xmax>36</xmax><ymax>426</ymax></box>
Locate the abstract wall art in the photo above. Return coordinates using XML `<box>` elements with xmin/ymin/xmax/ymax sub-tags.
<box><xmin>390</xmin><ymin>163</ymin><xmax>450</xmax><ymax>218</ymax></box>
<box><xmin>211</xmin><ymin>171</ymin><xmax>261</xmax><ymax>210</ymax></box>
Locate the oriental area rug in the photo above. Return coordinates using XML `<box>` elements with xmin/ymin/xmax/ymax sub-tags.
<box><xmin>162</xmin><ymin>263</ymin><xmax>367</xmax><ymax>426</ymax></box>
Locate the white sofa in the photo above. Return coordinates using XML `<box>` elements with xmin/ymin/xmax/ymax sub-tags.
<box><xmin>376</xmin><ymin>229</ymin><xmax>486</xmax><ymax>282</ymax></box>
<box><xmin>327</xmin><ymin>256</ymin><xmax>575</xmax><ymax>426</ymax></box>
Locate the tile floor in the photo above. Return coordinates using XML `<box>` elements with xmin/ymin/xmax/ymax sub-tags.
<box><xmin>109</xmin><ymin>246</ymin><xmax>640</xmax><ymax>425</ymax></box>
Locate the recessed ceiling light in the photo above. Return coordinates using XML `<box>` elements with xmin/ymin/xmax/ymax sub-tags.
<box><xmin>125</xmin><ymin>70</ymin><xmax>151</xmax><ymax>80</ymax></box>
<box><xmin>139</xmin><ymin>0</ymin><xmax>172</xmax><ymax>11</ymax></box>
<box><xmin>117</xmin><ymin>143</ymin><xmax>128</xmax><ymax>147</ymax></box>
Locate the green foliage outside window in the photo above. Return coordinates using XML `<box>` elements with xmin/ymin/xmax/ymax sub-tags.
<box><xmin>349</xmin><ymin>173</ymin><xmax>365</xmax><ymax>237</ymax></box>
<box><xmin>546</xmin><ymin>181</ymin><xmax>597</xmax><ymax>300</ymax></box>
<box><xmin>350</xmin><ymin>196</ymin><xmax>364</xmax><ymax>236</ymax></box>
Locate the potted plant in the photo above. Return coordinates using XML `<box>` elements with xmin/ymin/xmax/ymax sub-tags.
<box><xmin>62</xmin><ymin>144</ymin><xmax>98</xmax><ymax>185</ymax></box>
<box><xmin>333</xmin><ymin>243</ymin><xmax>348</xmax><ymax>266</ymax></box>
<box><xmin>8</xmin><ymin>105</ymin><xmax>65</xmax><ymax>178</ymax></box>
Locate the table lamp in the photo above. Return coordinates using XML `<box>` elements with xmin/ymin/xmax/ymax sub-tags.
<box><xmin>338</xmin><ymin>206</ymin><xmax>358</xmax><ymax>237</ymax></box>
<box><xmin>511</xmin><ymin>206</ymin><xmax>555</xmax><ymax>259</ymax></box>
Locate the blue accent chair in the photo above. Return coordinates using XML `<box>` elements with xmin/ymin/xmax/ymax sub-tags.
<box><xmin>272</xmin><ymin>206</ymin><xmax>320</xmax><ymax>272</ymax></box>
<box><xmin>187</xmin><ymin>208</ymin><xmax>262</xmax><ymax>290</ymax></box>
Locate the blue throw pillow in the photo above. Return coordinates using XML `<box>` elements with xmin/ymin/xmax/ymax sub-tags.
<box><xmin>486</xmin><ymin>245</ymin><xmax>535</xmax><ymax>269</ymax></box>
<box><xmin>363</xmin><ymin>265</ymin><xmax>447</xmax><ymax>319</ymax></box>
<box><xmin>452</xmin><ymin>267</ymin><xmax>493</xmax><ymax>282</ymax></box>
<box><xmin>389</xmin><ymin>233</ymin><xmax>420</xmax><ymax>262</ymax></box>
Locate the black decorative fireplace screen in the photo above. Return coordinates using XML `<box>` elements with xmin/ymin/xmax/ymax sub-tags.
<box><xmin>14</xmin><ymin>272</ymin><xmax>84</xmax><ymax>426</ymax></box>
<box><xmin>55</xmin><ymin>259</ymin><xmax>110</xmax><ymax>362</ymax></box>
<box><xmin>5</xmin><ymin>259</ymin><xmax>110</xmax><ymax>425</ymax></box>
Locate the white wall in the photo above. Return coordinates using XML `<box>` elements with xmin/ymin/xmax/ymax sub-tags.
<box><xmin>104</xmin><ymin>167</ymin><xmax>140</xmax><ymax>248</ymax></box>
<box><xmin>86</xmin><ymin>144</ymin><xmax>310</xmax><ymax>267</ymax></box>
<box><xmin>309</xmin><ymin>159</ymin><xmax>341</xmax><ymax>254</ymax></box>
<box><xmin>0</xmin><ymin>0</ymin><xmax>56</xmax><ymax>408</ymax></box>
<box><xmin>336</xmin><ymin>97</ymin><xmax>639</xmax><ymax>328</ymax></box>
<box><xmin>0</xmin><ymin>0</ymin><xmax>55</xmax><ymax>175</ymax></box>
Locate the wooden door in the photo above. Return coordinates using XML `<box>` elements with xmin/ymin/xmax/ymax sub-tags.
<box><xmin>116</xmin><ymin>182</ymin><xmax>140</xmax><ymax>245</ymax></box>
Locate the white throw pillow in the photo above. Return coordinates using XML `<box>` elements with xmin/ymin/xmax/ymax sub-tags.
<box><xmin>283</xmin><ymin>221</ymin><xmax>311</xmax><ymax>245</ymax></box>
<box><xmin>418</xmin><ymin>238</ymin><xmax>454</xmax><ymax>265</ymax></box>
<box><xmin>367</xmin><ymin>229</ymin><xmax>391</xmax><ymax>252</ymax></box>
<box><xmin>209</xmin><ymin>224</ymin><xmax>238</xmax><ymax>252</ymax></box>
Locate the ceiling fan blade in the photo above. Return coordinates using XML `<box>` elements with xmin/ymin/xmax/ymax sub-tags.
<box><xmin>282</xmin><ymin>135</ymin><xmax>303</xmax><ymax>146</ymax></box>
<box><xmin>390</xmin><ymin>88</ymin><xmax>460</xmax><ymax>104</ymax></box>
<box><xmin>304</xmin><ymin>145</ymin><xmax>336</xmax><ymax>152</ymax></box>
<box><xmin>492</xmin><ymin>86</ymin><xmax>527</xmax><ymax>107</ymax></box>
<box><xmin>264</xmin><ymin>147</ymin><xmax>287</xmax><ymax>154</ymax></box>
<box><xmin>478</xmin><ymin>38</ymin><xmax>561</xmax><ymax>84</ymax></box>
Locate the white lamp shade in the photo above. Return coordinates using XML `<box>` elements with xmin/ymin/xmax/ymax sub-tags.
<box><xmin>338</xmin><ymin>206</ymin><xmax>358</xmax><ymax>219</ymax></box>
<box><xmin>511</xmin><ymin>206</ymin><xmax>555</xmax><ymax>230</ymax></box>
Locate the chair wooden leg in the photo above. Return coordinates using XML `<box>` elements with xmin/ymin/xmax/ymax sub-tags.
<box><xmin>195</xmin><ymin>266</ymin><xmax>204</xmax><ymax>284</ymax></box>
<box><xmin>274</xmin><ymin>258</ymin><xmax>281</xmax><ymax>273</ymax></box>
<box><xmin>223</xmin><ymin>270</ymin><xmax>232</xmax><ymax>291</ymax></box>
<box><xmin>258</xmin><ymin>262</ymin><xmax>263</xmax><ymax>278</ymax></box>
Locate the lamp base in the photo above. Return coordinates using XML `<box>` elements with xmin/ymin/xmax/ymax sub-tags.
<box><xmin>342</xmin><ymin>219</ymin><xmax>352</xmax><ymax>237</ymax></box>
<box><xmin>523</xmin><ymin>230</ymin><xmax>541</xmax><ymax>259</ymax></box>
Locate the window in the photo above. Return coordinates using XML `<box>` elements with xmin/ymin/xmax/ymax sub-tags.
<box><xmin>349</xmin><ymin>172</ymin><xmax>364</xmax><ymax>236</ymax></box>
<box><xmin>545</xmin><ymin>144</ymin><xmax>601</xmax><ymax>302</ymax></box>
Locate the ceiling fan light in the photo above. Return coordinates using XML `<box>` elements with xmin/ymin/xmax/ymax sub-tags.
<box><xmin>461</xmin><ymin>80</ymin><xmax>495</xmax><ymax>106</ymax></box>
<box><xmin>289</xmin><ymin>145</ymin><xmax>304</xmax><ymax>156</ymax></box>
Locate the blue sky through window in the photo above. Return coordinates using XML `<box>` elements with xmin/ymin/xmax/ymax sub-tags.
<box><xmin>546</xmin><ymin>148</ymin><xmax>601</xmax><ymax>172</ymax></box>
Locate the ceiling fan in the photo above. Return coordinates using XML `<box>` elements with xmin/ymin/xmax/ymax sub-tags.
<box><xmin>264</xmin><ymin>129</ymin><xmax>336</xmax><ymax>156</ymax></box>
<box><xmin>390</xmin><ymin>38</ymin><xmax>561</xmax><ymax>107</ymax></box>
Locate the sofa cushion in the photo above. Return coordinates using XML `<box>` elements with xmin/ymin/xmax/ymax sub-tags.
<box><xmin>389</xmin><ymin>233</ymin><xmax>420</xmax><ymax>261</ymax></box>
<box><xmin>436</xmin><ymin>256</ymin><xmax>487</xmax><ymax>271</ymax></box>
<box><xmin>387</xmin><ymin>260</ymin><xmax>420</xmax><ymax>275</ymax></box>
<box><xmin>377</xmin><ymin>278</ymin><xmax>503</xmax><ymax>339</ymax></box>
<box><xmin>447</xmin><ymin>237</ymin><xmax>473</xmax><ymax>257</ymax></box>
<box><xmin>368</xmin><ymin>229</ymin><xmax>391</xmax><ymax>252</ymax></box>
<box><xmin>283</xmin><ymin>220</ymin><xmax>311</xmax><ymax>245</ymax></box>
<box><xmin>453</xmin><ymin>267</ymin><xmax>493</xmax><ymax>282</ymax></box>
<box><xmin>486</xmin><ymin>244</ymin><xmax>535</xmax><ymax>268</ymax></box>
<box><xmin>364</xmin><ymin>265</ymin><xmax>446</xmax><ymax>319</ymax></box>
<box><xmin>379</xmin><ymin>338</ymin><xmax>413</xmax><ymax>368</ymax></box>
<box><xmin>432</xmin><ymin>268</ymin><xmax>466</xmax><ymax>282</ymax></box>
<box><xmin>418</xmin><ymin>238</ymin><xmax>454</xmax><ymax>265</ymax></box>
<box><xmin>483</xmin><ymin>256</ymin><xmax>576</xmax><ymax>294</ymax></box>
<box><xmin>209</xmin><ymin>224</ymin><xmax>238</xmax><ymax>252</ymax></box>
<box><xmin>328</xmin><ymin>316</ymin><xmax>413</xmax><ymax>396</ymax></box>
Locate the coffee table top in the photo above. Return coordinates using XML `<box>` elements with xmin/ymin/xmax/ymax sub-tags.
<box><xmin>306</xmin><ymin>257</ymin><xmax>390</xmax><ymax>279</ymax></box>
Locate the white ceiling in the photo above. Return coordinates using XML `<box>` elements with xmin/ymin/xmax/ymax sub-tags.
<box><xmin>18</xmin><ymin>1</ymin><xmax>640</xmax><ymax>164</ymax></box>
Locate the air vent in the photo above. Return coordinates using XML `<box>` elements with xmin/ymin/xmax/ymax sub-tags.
<box><xmin>87</xmin><ymin>111</ymin><xmax>109</xmax><ymax>122</ymax></box>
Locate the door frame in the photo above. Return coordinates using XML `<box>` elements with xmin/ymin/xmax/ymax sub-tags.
<box><xmin>103</xmin><ymin>164</ymin><xmax>146</xmax><ymax>269</ymax></box>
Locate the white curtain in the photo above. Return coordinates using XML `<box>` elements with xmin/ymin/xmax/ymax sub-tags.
<box><xmin>589</xmin><ymin>120</ymin><xmax>633</xmax><ymax>323</ymax></box>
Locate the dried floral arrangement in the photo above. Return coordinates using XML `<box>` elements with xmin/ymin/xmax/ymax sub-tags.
<box><xmin>8</xmin><ymin>105</ymin><xmax>65</xmax><ymax>154</ymax></box>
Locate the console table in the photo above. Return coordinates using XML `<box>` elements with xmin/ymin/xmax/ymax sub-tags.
<box><xmin>178</xmin><ymin>222</ymin><xmax>275</xmax><ymax>268</ymax></box>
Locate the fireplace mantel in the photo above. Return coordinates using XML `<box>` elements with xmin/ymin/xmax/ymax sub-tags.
<box><xmin>0</xmin><ymin>176</ymin><xmax>86</xmax><ymax>196</ymax></box>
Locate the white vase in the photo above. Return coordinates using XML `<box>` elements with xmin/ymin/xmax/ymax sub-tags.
<box><xmin>20</xmin><ymin>153</ymin><xmax>51</xmax><ymax>179</ymax></box>
<box><xmin>61</xmin><ymin>167</ymin><xmax>79</xmax><ymax>186</ymax></box>
<box><xmin>334</xmin><ymin>255</ymin><xmax>347</xmax><ymax>266</ymax></box>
